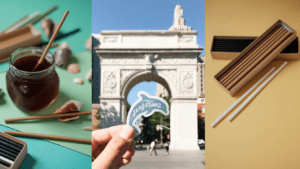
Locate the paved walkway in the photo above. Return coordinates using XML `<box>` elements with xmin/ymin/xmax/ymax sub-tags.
<box><xmin>123</xmin><ymin>146</ymin><xmax>205</xmax><ymax>169</ymax></box>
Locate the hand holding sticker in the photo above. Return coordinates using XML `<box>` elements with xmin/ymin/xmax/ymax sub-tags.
<box><xmin>126</xmin><ymin>91</ymin><xmax>170</xmax><ymax>135</ymax></box>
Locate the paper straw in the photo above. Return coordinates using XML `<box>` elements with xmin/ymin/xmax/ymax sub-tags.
<box><xmin>228</xmin><ymin>61</ymin><xmax>287</xmax><ymax>121</ymax></box>
<box><xmin>0</xmin><ymin>147</ymin><xmax>18</xmax><ymax>158</ymax></box>
<box><xmin>0</xmin><ymin>144</ymin><xmax>19</xmax><ymax>156</ymax></box>
<box><xmin>0</xmin><ymin>155</ymin><xmax>14</xmax><ymax>165</ymax></box>
<box><xmin>0</xmin><ymin>151</ymin><xmax>15</xmax><ymax>161</ymax></box>
<box><xmin>219</xmin><ymin>26</ymin><xmax>282</xmax><ymax>84</ymax></box>
<box><xmin>0</xmin><ymin>135</ymin><xmax>23</xmax><ymax>149</ymax></box>
<box><xmin>211</xmin><ymin>67</ymin><xmax>275</xmax><ymax>128</ymax></box>
<box><xmin>226</xmin><ymin>31</ymin><xmax>291</xmax><ymax>89</ymax></box>
<box><xmin>0</xmin><ymin>140</ymin><xmax>21</xmax><ymax>152</ymax></box>
<box><xmin>5</xmin><ymin>131</ymin><xmax>91</xmax><ymax>144</ymax></box>
<box><xmin>5</xmin><ymin>111</ymin><xmax>91</xmax><ymax>123</ymax></box>
<box><xmin>222</xmin><ymin>27</ymin><xmax>284</xmax><ymax>86</ymax></box>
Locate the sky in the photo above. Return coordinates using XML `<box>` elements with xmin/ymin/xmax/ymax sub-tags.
<box><xmin>92</xmin><ymin>0</ymin><xmax>205</xmax><ymax>105</ymax></box>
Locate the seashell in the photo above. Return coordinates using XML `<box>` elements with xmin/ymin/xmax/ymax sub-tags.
<box><xmin>82</xmin><ymin>126</ymin><xmax>92</xmax><ymax>131</ymax></box>
<box><xmin>41</xmin><ymin>17</ymin><xmax>57</xmax><ymax>38</ymax></box>
<box><xmin>54</xmin><ymin>42</ymin><xmax>72</xmax><ymax>68</ymax></box>
<box><xmin>53</xmin><ymin>100</ymin><xmax>84</xmax><ymax>122</ymax></box>
<box><xmin>74</xmin><ymin>77</ymin><xmax>83</xmax><ymax>84</ymax></box>
<box><xmin>67</xmin><ymin>63</ymin><xmax>80</xmax><ymax>74</ymax></box>
<box><xmin>86</xmin><ymin>70</ymin><xmax>92</xmax><ymax>80</ymax></box>
<box><xmin>85</xmin><ymin>36</ymin><xmax>92</xmax><ymax>51</ymax></box>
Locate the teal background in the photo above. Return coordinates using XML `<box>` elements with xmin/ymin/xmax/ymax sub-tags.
<box><xmin>0</xmin><ymin>125</ymin><xmax>91</xmax><ymax>169</ymax></box>
<box><xmin>0</xmin><ymin>0</ymin><xmax>92</xmax><ymax>168</ymax></box>
<box><xmin>0</xmin><ymin>0</ymin><xmax>91</xmax><ymax>72</ymax></box>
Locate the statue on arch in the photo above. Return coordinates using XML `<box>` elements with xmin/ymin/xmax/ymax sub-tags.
<box><xmin>169</xmin><ymin>5</ymin><xmax>192</xmax><ymax>31</ymax></box>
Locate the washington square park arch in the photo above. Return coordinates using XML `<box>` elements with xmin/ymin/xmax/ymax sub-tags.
<box><xmin>93</xmin><ymin>5</ymin><xmax>203</xmax><ymax>150</ymax></box>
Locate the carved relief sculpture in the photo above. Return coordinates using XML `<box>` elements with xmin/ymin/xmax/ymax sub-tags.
<box><xmin>104</xmin><ymin>71</ymin><xmax>117</xmax><ymax>94</ymax></box>
<box><xmin>181</xmin><ymin>71</ymin><xmax>194</xmax><ymax>94</ymax></box>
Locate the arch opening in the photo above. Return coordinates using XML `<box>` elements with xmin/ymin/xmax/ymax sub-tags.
<box><xmin>121</xmin><ymin>72</ymin><xmax>173</xmax><ymax>144</ymax></box>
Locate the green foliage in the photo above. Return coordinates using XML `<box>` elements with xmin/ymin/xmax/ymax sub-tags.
<box><xmin>126</xmin><ymin>103</ymin><xmax>131</xmax><ymax>116</ymax></box>
<box><xmin>140</xmin><ymin>95</ymin><xmax>171</xmax><ymax>143</ymax></box>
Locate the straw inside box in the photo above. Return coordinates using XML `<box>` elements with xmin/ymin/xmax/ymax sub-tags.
<box><xmin>0</xmin><ymin>135</ymin><xmax>24</xmax><ymax>168</ymax></box>
<box><xmin>216</xmin><ymin>24</ymin><xmax>294</xmax><ymax>91</ymax></box>
<box><xmin>212</xmin><ymin>37</ymin><xmax>298</xmax><ymax>53</ymax></box>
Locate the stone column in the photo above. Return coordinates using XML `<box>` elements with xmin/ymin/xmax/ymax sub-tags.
<box><xmin>92</xmin><ymin>104</ymin><xmax>101</xmax><ymax>130</ymax></box>
<box><xmin>170</xmin><ymin>99</ymin><xmax>199</xmax><ymax>150</ymax></box>
<box><xmin>100</xmin><ymin>97</ymin><xmax>122</xmax><ymax>128</ymax></box>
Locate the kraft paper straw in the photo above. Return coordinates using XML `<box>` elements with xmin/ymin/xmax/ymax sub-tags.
<box><xmin>211</xmin><ymin>67</ymin><xmax>275</xmax><ymax>128</ymax></box>
<box><xmin>221</xmin><ymin>27</ymin><xmax>284</xmax><ymax>86</ymax></box>
<box><xmin>218</xmin><ymin>26</ymin><xmax>282</xmax><ymax>83</ymax></box>
<box><xmin>228</xmin><ymin>61</ymin><xmax>287</xmax><ymax>121</ymax></box>
<box><xmin>223</xmin><ymin>30</ymin><xmax>286</xmax><ymax>88</ymax></box>
<box><xmin>223</xmin><ymin>28</ymin><xmax>286</xmax><ymax>87</ymax></box>
<box><xmin>226</xmin><ymin>31</ymin><xmax>291</xmax><ymax>90</ymax></box>
<box><xmin>5</xmin><ymin>131</ymin><xmax>91</xmax><ymax>144</ymax></box>
<box><xmin>5</xmin><ymin>111</ymin><xmax>91</xmax><ymax>123</ymax></box>
<box><xmin>222</xmin><ymin>27</ymin><xmax>285</xmax><ymax>86</ymax></box>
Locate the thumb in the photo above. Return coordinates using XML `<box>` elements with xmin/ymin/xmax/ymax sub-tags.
<box><xmin>93</xmin><ymin>125</ymin><xmax>135</xmax><ymax>169</ymax></box>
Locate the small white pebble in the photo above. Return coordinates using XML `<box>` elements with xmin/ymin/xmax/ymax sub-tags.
<box><xmin>74</xmin><ymin>77</ymin><xmax>83</xmax><ymax>84</ymax></box>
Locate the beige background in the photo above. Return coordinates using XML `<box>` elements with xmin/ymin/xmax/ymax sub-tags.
<box><xmin>206</xmin><ymin>0</ymin><xmax>300</xmax><ymax>168</ymax></box>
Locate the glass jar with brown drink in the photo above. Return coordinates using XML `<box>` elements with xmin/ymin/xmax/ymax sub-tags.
<box><xmin>6</xmin><ymin>47</ymin><xmax>59</xmax><ymax>112</ymax></box>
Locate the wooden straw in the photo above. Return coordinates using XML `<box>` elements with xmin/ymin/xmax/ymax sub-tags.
<box><xmin>5</xmin><ymin>131</ymin><xmax>91</xmax><ymax>144</ymax></box>
<box><xmin>228</xmin><ymin>62</ymin><xmax>287</xmax><ymax>121</ymax></box>
<box><xmin>5</xmin><ymin>111</ymin><xmax>91</xmax><ymax>123</ymax></box>
<box><xmin>219</xmin><ymin>26</ymin><xmax>282</xmax><ymax>84</ymax></box>
<box><xmin>226</xmin><ymin>31</ymin><xmax>291</xmax><ymax>90</ymax></box>
<box><xmin>211</xmin><ymin>67</ymin><xmax>275</xmax><ymax>128</ymax></box>
<box><xmin>223</xmin><ymin>28</ymin><xmax>286</xmax><ymax>87</ymax></box>
<box><xmin>33</xmin><ymin>10</ymin><xmax>69</xmax><ymax>71</ymax></box>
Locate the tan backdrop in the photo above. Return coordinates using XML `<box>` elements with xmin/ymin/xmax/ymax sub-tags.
<box><xmin>206</xmin><ymin>0</ymin><xmax>300</xmax><ymax>168</ymax></box>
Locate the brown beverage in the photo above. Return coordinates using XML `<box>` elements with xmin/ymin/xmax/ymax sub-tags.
<box><xmin>6</xmin><ymin>48</ymin><xmax>59</xmax><ymax>112</ymax></box>
<box><xmin>13</xmin><ymin>56</ymin><xmax>51</xmax><ymax>71</ymax></box>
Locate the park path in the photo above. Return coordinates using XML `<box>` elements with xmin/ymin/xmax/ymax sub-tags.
<box><xmin>123</xmin><ymin>148</ymin><xmax>205</xmax><ymax>169</ymax></box>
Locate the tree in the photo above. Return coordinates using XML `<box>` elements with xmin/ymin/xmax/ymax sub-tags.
<box><xmin>126</xmin><ymin>103</ymin><xmax>131</xmax><ymax>116</ymax></box>
<box><xmin>140</xmin><ymin>95</ymin><xmax>171</xmax><ymax>143</ymax></box>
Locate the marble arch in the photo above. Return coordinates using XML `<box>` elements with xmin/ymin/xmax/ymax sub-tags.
<box><xmin>95</xmin><ymin>5</ymin><xmax>203</xmax><ymax>150</ymax></box>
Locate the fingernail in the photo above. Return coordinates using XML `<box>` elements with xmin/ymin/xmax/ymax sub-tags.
<box><xmin>128</xmin><ymin>138</ymin><xmax>134</xmax><ymax>145</ymax></box>
<box><xmin>120</xmin><ymin>125</ymin><xmax>134</xmax><ymax>140</ymax></box>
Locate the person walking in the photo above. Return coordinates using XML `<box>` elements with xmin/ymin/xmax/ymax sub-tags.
<box><xmin>165</xmin><ymin>141</ymin><xmax>169</xmax><ymax>155</ymax></box>
<box><xmin>150</xmin><ymin>140</ymin><xmax>157</xmax><ymax>156</ymax></box>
